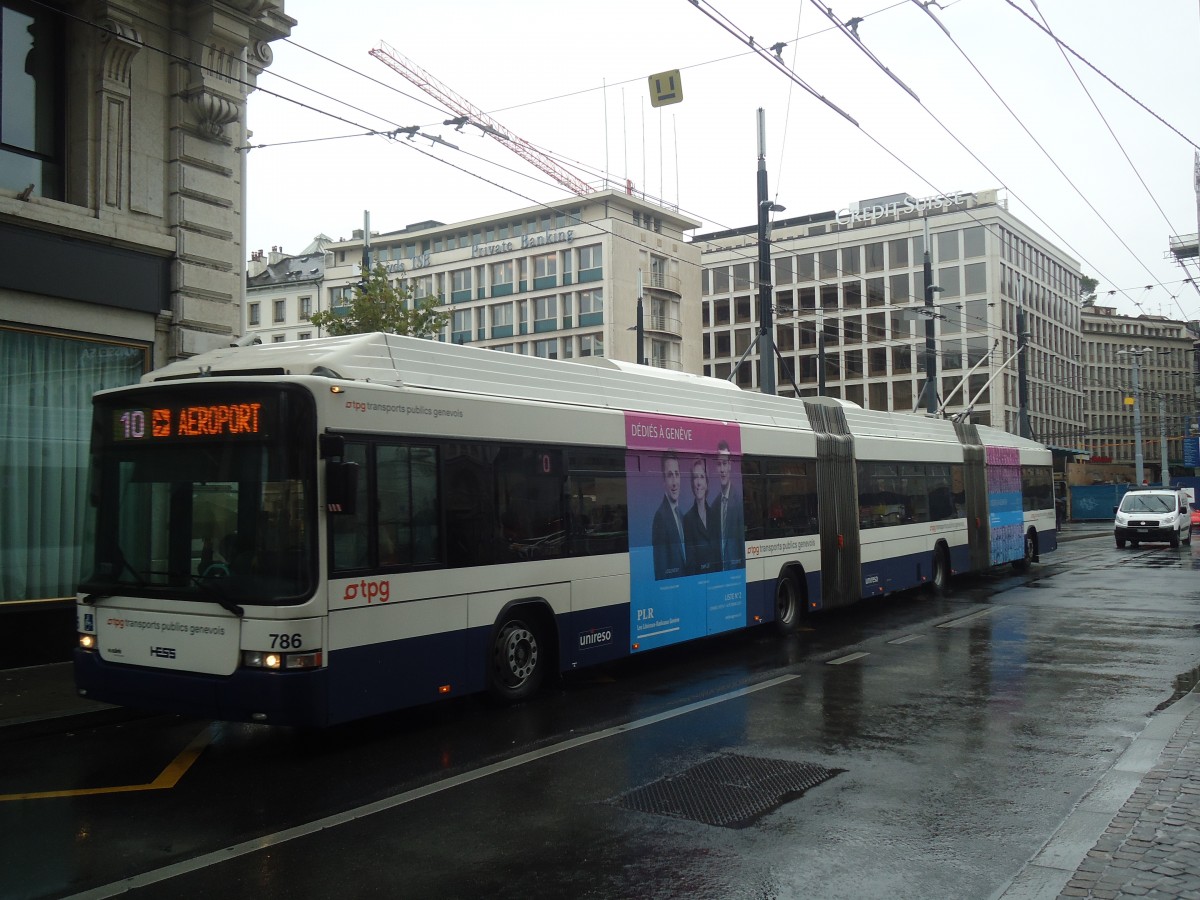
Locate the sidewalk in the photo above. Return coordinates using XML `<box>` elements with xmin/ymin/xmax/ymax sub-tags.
<box><xmin>0</xmin><ymin>660</ymin><xmax>128</xmax><ymax>739</ymax></box>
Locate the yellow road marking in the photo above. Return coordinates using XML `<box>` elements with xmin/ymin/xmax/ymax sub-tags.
<box><xmin>0</xmin><ymin>724</ymin><xmax>213</xmax><ymax>802</ymax></box>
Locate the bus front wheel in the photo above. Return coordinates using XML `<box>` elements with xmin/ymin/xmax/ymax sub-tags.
<box><xmin>488</xmin><ymin>615</ymin><xmax>545</xmax><ymax>703</ymax></box>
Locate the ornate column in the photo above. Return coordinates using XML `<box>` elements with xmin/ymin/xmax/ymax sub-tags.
<box><xmin>167</xmin><ymin>0</ymin><xmax>293</xmax><ymax>359</ymax></box>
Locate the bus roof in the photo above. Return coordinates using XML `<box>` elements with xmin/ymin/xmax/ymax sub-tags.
<box><xmin>144</xmin><ymin>333</ymin><xmax>1046</xmax><ymax>453</ymax></box>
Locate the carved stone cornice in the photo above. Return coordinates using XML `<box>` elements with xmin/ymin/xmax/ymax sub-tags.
<box><xmin>184</xmin><ymin>87</ymin><xmax>241</xmax><ymax>138</ymax></box>
<box><xmin>97</xmin><ymin>17</ymin><xmax>142</xmax><ymax>87</ymax></box>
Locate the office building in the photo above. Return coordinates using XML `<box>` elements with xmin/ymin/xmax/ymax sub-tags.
<box><xmin>697</xmin><ymin>189</ymin><xmax>1086</xmax><ymax>441</ymax></box>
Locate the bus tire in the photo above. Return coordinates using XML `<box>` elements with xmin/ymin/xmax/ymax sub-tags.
<box><xmin>488</xmin><ymin>614</ymin><xmax>545</xmax><ymax>703</ymax></box>
<box><xmin>774</xmin><ymin>571</ymin><xmax>804</xmax><ymax>635</ymax></box>
<box><xmin>931</xmin><ymin>544</ymin><xmax>951</xmax><ymax>595</ymax></box>
<box><xmin>1012</xmin><ymin>530</ymin><xmax>1035</xmax><ymax>572</ymax></box>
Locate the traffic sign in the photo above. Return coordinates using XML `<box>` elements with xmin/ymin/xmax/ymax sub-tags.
<box><xmin>648</xmin><ymin>70</ymin><xmax>683</xmax><ymax>108</ymax></box>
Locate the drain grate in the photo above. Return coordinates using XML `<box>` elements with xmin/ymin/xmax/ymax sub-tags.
<box><xmin>613</xmin><ymin>753</ymin><xmax>843</xmax><ymax>828</ymax></box>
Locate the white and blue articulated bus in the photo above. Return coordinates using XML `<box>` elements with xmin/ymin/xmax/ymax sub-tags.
<box><xmin>74</xmin><ymin>333</ymin><xmax>1056</xmax><ymax>727</ymax></box>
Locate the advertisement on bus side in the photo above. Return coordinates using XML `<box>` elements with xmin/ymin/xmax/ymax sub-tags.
<box><xmin>986</xmin><ymin>445</ymin><xmax>1025</xmax><ymax>565</ymax></box>
<box><xmin>624</xmin><ymin>413</ymin><xmax>746</xmax><ymax>653</ymax></box>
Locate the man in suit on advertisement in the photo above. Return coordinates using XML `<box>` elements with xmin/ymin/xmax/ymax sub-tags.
<box><xmin>712</xmin><ymin>440</ymin><xmax>745</xmax><ymax>570</ymax></box>
<box><xmin>651</xmin><ymin>452</ymin><xmax>687</xmax><ymax>580</ymax></box>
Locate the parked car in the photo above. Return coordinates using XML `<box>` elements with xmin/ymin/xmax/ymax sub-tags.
<box><xmin>1114</xmin><ymin>488</ymin><xmax>1192</xmax><ymax>548</ymax></box>
<box><xmin>1192</xmin><ymin>505</ymin><xmax>1200</xmax><ymax>529</ymax></box>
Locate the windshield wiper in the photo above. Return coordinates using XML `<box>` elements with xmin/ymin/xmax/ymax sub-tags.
<box><xmin>81</xmin><ymin>545</ymin><xmax>150</xmax><ymax>604</ymax></box>
<box><xmin>188</xmin><ymin>572</ymin><xmax>245</xmax><ymax>618</ymax></box>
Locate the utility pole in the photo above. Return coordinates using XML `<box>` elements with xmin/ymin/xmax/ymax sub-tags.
<box><xmin>635</xmin><ymin>269</ymin><xmax>646</xmax><ymax>366</ymax></box>
<box><xmin>1160</xmin><ymin>396</ymin><xmax>1170</xmax><ymax>485</ymax></box>
<box><xmin>1120</xmin><ymin>348</ymin><xmax>1147</xmax><ymax>485</ymax></box>
<box><xmin>920</xmin><ymin>217</ymin><xmax>938</xmax><ymax>415</ymax></box>
<box><xmin>1017</xmin><ymin>281</ymin><xmax>1032</xmax><ymax>439</ymax></box>
<box><xmin>362</xmin><ymin>210</ymin><xmax>372</xmax><ymax>276</ymax></box>
<box><xmin>756</xmin><ymin>109</ymin><xmax>776</xmax><ymax>396</ymax></box>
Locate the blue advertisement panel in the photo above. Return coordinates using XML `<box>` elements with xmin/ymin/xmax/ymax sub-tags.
<box><xmin>986</xmin><ymin>445</ymin><xmax>1024</xmax><ymax>565</ymax></box>
<box><xmin>624</xmin><ymin>412</ymin><xmax>746</xmax><ymax>653</ymax></box>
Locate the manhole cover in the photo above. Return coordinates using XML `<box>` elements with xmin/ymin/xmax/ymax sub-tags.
<box><xmin>612</xmin><ymin>753</ymin><xmax>843</xmax><ymax>828</ymax></box>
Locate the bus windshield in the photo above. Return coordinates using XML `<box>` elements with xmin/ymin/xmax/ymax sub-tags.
<box><xmin>80</xmin><ymin>386</ymin><xmax>317</xmax><ymax>606</ymax></box>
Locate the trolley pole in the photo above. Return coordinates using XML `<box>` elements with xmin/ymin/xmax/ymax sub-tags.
<box><xmin>756</xmin><ymin>109</ymin><xmax>776</xmax><ymax>396</ymax></box>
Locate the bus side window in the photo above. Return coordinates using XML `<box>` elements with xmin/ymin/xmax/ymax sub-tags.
<box><xmin>377</xmin><ymin>445</ymin><xmax>441</xmax><ymax>568</ymax></box>
<box><xmin>330</xmin><ymin>442</ymin><xmax>370</xmax><ymax>571</ymax></box>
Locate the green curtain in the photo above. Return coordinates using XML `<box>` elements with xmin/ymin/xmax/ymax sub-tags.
<box><xmin>0</xmin><ymin>329</ymin><xmax>144</xmax><ymax>602</ymax></box>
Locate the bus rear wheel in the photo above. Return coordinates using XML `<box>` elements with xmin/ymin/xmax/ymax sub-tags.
<box><xmin>931</xmin><ymin>545</ymin><xmax>951</xmax><ymax>595</ymax></box>
<box><xmin>1013</xmin><ymin>530</ymin><xmax>1035</xmax><ymax>572</ymax></box>
<box><xmin>775</xmin><ymin>572</ymin><xmax>803</xmax><ymax>634</ymax></box>
<box><xmin>488</xmin><ymin>616</ymin><xmax>545</xmax><ymax>703</ymax></box>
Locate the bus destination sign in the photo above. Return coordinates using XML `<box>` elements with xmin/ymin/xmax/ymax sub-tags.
<box><xmin>111</xmin><ymin>400</ymin><xmax>269</xmax><ymax>442</ymax></box>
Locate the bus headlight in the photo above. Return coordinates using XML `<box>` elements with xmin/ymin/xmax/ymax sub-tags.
<box><xmin>242</xmin><ymin>649</ymin><xmax>323</xmax><ymax>670</ymax></box>
<box><xmin>79</xmin><ymin>634</ymin><xmax>96</xmax><ymax>651</ymax></box>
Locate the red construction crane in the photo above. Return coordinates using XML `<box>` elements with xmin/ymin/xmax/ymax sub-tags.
<box><xmin>370</xmin><ymin>41</ymin><xmax>592</xmax><ymax>198</ymax></box>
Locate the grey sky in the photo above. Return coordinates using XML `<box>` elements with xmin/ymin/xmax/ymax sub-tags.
<box><xmin>245</xmin><ymin>0</ymin><xmax>1200</xmax><ymax>320</ymax></box>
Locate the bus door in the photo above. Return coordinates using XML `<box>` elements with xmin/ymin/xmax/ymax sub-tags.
<box><xmin>805</xmin><ymin>402</ymin><xmax>860</xmax><ymax>609</ymax></box>
<box><xmin>954</xmin><ymin>421</ymin><xmax>990</xmax><ymax>570</ymax></box>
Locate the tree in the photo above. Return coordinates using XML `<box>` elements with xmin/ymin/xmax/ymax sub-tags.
<box><xmin>1080</xmin><ymin>275</ymin><xmax>1098</xmax><ymax>306</ymax></box>
<box><xmin>309</xmin><ymin>263</ymin><xmax>449</xmax><ymax>338</ymax></box>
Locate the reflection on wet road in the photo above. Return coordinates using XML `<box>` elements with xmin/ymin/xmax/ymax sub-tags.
<box><xmin>5</xmin><ymin>533</ymin><xmax>1200</xmax><ymax>900</ymax></box>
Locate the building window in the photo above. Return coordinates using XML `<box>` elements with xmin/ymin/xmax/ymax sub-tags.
<box><xmin>0</xmin><ymin>1</ymin><xmax>63</xmax><ymax>199</ymax></box>
<box><xmin>299</xmin><ymin>296</ymin><xmax>312</xmax><ymax>320</ymax></box>
<box><xmin>533</xmin><ymin>253</ymin><xmax>557</xmax><ymax>289</ymax></box>
<box><xmin>533</xmin><ymin>296</ymin><xmax>557</xmax><ymax>332</ymax></box>
<box><xmin>413</xmin><ymin>274</ymin><xmax>433</xmax><ymax>299</ymax></box>
<box><xmin>299</xmin><ymin>332</ymin><xmax>312</xmax><ymax>340</ymax></box>
<box><xmin>272</xmin><ymin>334</ymin><xmax>286</xmax><ymax>343</ymax></box>
<box><xmin>964</xmin><ymin>226</ymin><xmax>986</xmax><ymax>258</ymax></box>
<box><xmin>579</xmin><ymin>334</ymin><xmax>603</xmax><ymax>357</ymax></box>
<box><xmin>964</xmin><ymin>262</ymin><xmax>987</xmax><ymax>295</ymax></box>
<box><xmin>331</xmin><ymin>285</ymin><xmax>354</xmax><ymax>309</ymax></box>
<box><xmin>491</xmin><ymin>302</ymin><xmax>513</xmax><ymax>338</ymax></box>
<box><xmin>248</xmin><ymin>302</ymin><xmax>261</xmax><ymax>326</ymax></box>
<box><xmin>451</xmin><ymin>309</ymin><xmax>472</xmax><ymax>344</ymax></box>
<box><xmin>451</xmin><ymin>268</ymin><xmax>472</xmax><ymax>302</ymax></box>
<box><xmin>273</xmin><ymin>299</ymin><xmax>286</xmax><ymax>323</ymax></box>
<box><xmin>490</xmin><ymin>261</ymin><xmax>513</xmax><ymax>296</ymax></box>
<box><xmin>578</xmin><ymin>245</ymin><xmax>603</xmax><ymax>282</ymax></box>
<box><xmin>937</xmin><ymin>230</ymin><xmax>959</xmax><ymax>262</ymax></box>
<box><xmin>533</xmin><ymin>338</ymin><xmax>557</xmax><ymax>359</ymax></box>
<box><xmin>579</xmin><ymin>288</ymin><xmax>603</xmax><ymax>326</ymax></box>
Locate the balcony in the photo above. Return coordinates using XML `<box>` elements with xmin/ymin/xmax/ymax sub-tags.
<box><xmin>645</xmin><ymin>314</ymin><xmax>682</xmax><ymax>338</ymax></box>
<box><xmin>646</xmin><ymin>271</ymin><xmax>682</xmax><ymax>295</ymax></box>
<box><xmin>649</xmin><ymin>357</ymin><xmax>683</xmax><ymax>371</ymax></box>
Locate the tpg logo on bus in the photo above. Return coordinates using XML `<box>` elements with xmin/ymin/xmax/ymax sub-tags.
<box><xmin>342</xmin><ymin>579</ymin><xmax>391</xmax><ymax>603</ymax></box>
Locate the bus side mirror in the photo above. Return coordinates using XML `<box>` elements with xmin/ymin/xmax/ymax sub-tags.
<box><xmin>326</xmin><ymin>460</ymin><xmax>359</xmax><ymax>515</ymax></box>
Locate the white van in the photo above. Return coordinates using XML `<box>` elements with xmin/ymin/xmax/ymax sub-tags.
<box><xmin>1114</xmin><ymin>488</ymin><xmax>1192</xmax><ymax>548</ymax></box>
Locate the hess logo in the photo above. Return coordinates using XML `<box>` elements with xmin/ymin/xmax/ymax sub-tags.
<box><xmin>150</xmin><ymin>646</ymin><xmax>176</xmax><ymax>659</ymax></box>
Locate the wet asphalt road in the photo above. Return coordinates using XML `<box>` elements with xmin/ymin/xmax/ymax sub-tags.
<box><xmin>5</xmin><ymin>532</ymin><xmax>1200</xmax><ymax>900</ymax></box>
